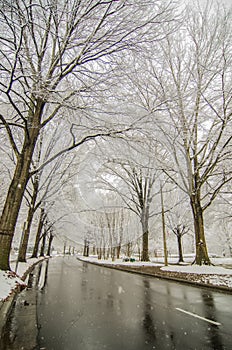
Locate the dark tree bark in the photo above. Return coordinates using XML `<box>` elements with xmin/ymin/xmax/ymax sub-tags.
<box><xmin>141</xmin><ymin>231</ymin><xmax>149</xmax><ymax>261</ymax></box>
<box><xmin>126</xmin><ymin>241</ymin><xmax>132</xmax><ymax>258</ymax></box>
<box><xmin>47</xmin><ymin>232</ymin><xmax>54</xmax><ymax>256</ymax></box>
<box><xmin>63</xmin><ymin>243</ymin><xmax>66</xmax><ymax>255</ymax></box>
<box><xmin>18</xmin><ymin>176</ymin><xmax>40</xmax><ymax>262</ymax></box>
<box><xmin>191</xmin><ymin>194</ymin><xmax>210</xmax><ymax>265</ymax></box>
<box><xmin>116</xmin><ymin>245</ymin><xmax>121</xmax><ymax>259</ymax></box>
<box><xmin>40</xmin><ymin>231</ymin><xmax>47</xmax><ymax>257</ymax></box>
<box><xmin>83</xmin><ymin>239</ymin><xmax>89</xmax><ymax>257</ymax></box>
<box><xmin>177</xmin><ymin>235</ymin><xmax>184</xmax><ymax>263</ymax></box>
<box><xmin>31</xmin><ymin>208</ymin><xmax>45</xmax><ymax>258</ymax></box>
<box><xmin>171</xmin><ymin>224</ymin><xmax>189</xmax><ymax>264</ymax></box>
<box><xmin>141</xmin><ymin>210</ymin><xmax>150</xmax><ymax>262</ymax></box>
<box><xmin>97</xmin><ymin>247</ymin><xmax>102</xmax><ymax>260</ymax></box>
<box><xmin>0</xmin><ymin>100</ymin><xmax>44</xmax><ymax>270</ymax></box>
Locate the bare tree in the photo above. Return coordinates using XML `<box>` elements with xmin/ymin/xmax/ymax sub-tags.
<box><xmin>0</xmin><ymin>0</ymin><xmax>176</xmax><ymax>270</ymax></box>
<box><xmin>105</xmin><ymin>209</ymin><xmax>125</xmax><ymax>261</ymax></box>
<box><xmin>18</xmin><ymin>126</ymin><xmax>79</xmax><ymax>262</ymax></box>
<box><xmin>98</xmin><ymin>156</ymin><xmax>159</xmax><ymax>261</ymax></box>
<box><xmin>161</xmin><ymin>3</ymin><xmax>231</xmax><ymax>264</ymax></box>
<box><xmin>171</xmin><ymin>224</ymin><xmax>189</xmax><ymax>263</ymax></box>
<box><xmin>123</xmin><ymin>1</ymin><xmax>232</xmax><ymax>264</ymax></box>
<box><xmin>31</xmin><ymin>207</ymin><xmax>46</xmax><ymax>258</ymax></box>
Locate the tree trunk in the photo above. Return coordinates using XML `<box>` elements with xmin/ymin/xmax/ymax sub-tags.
<box><xmin>0</xmin><ymin>99</ymin><xmax>44</xmax><ymax>270</ymax></box>
<box><xmin>177</xmin><ymin>235</ymin><xmax>184</xmax><ymax>263</ymax></box>
<box><xmin>40</xmin><ymin>232</ymin><xmax>46</xmax><ymax>257</ymax></box>
<box><xmin>97</xmin><ymin>247</ymin><xmax>102</xmax><ymax>260</ymax></box>
<box><xmin>116</xmin><ymin>245</ymin><xmax>121</xmax><ymax>259</ymax></box>
<box><xmin>137</xmin><ymin>242</ymin><xmax>141</xmax><ymax>261</ymax></box>
<box><xmin>83</xmin><ymin>241</ymin><xmax>86</xmax><ymax>256</ymax></box>
<box><xmin>86</xmin><ymin>242</ymin><xmax>89</xmax><ymax>256</ymax></box>
<box><xmin>191</xmin><ymin>196</ymin><xmax>211</xmax><ymax>265</ymax></box>
<box><xmin>141</xmin><ymin>231</ymin><xmax>149</xmax><ymax>261</ymax></box>
<box><xmin>83</xmin><ymin>239</ymin><xmax>89</xmax><ymax>257</ymax></box>
<box><xmin>141</xmin><ymin>216</ymin><xmax>150</xmax><ymax>262</ymax></box>
<box><xmin>160</xmin><ymin>186</ymin><xmax>168</xmax><ymax>266</ymax></box>
<box><xmin>111</xmin><ymin>247</ymin><xmax>115</xmax><ymax>261</ymax></box>
<box><xmin>18</xmin><ymin>176</ymin><xmax>39</xmax><ymax>262</ymax></box>
<box><xmin>18</xmin><ymin>207</ymin><xmax>35</xmax><ymax>262</ymax></box>
<box><xmin>126</xmin><ymin>242</ymin><xmax>131</xmax><ymax>257</ymax></box>
<box><xmin>229</xmin><ymin>245</ymin><xmax>232</xmax><ymax>258</ymax></box>
<box><xmin>0</xmin><ymin>156</ymin><xmax>32</xmax><ymax>270</ymax></box>
<box><xmin>106</xmin><ymin>247</ymin><xmax>110</xmax><ymax>259</ymax></box>
<box><xmin>31</xmin><ymin>208</ymin><xmax>45</xmax><ymax>258</ymax></box>
<box><xmin>47</xmin><ymin>233</ymin><xmax>54</xmax><ymax>256</ymax></box>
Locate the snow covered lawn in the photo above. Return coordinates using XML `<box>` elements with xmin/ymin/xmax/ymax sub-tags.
<box><xmin>161</xmin><ymin>264</ymin><xmax>232</xmax><ymax>275</ymax></box>
<box><xmin>0</xmin><ymin>257</ymin><xmax>45</xmax><ymax>302</ymax></box>
<box><xmin>0</xmin><ymin>271</ymin><xmax>26</xmax><ymax>302</ymax></box>
<box><xmin>79</xmin><ymin>255</ymin><xmax>232</xmax><ymax>290</ymax></box>
<box><xmin>161</xmin><ymin>264</ymin><xmax>232</xmax><ymax>289</ymax></box>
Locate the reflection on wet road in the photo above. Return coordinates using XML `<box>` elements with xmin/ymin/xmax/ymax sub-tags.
<box><xmin>37</xmin><ymin>257</ymin><xmax>232</xmax><ymax>350</ymax></box>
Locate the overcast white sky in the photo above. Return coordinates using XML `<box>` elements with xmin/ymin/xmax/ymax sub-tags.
<box><xmin>185</xmin><ymin>0</ymin><xmax>231</xmax><ymax>6</ymax></box>
<box><xmin>222</xmin><ymin>0</ymin><xmax>231</xmax><ymax>5</ymax></box>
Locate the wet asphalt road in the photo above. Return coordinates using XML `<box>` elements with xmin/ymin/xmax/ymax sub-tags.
<box><xmin>35</xmin><ymin>256</ymin><xmax>232</xmax><ymax>350</ymax></box>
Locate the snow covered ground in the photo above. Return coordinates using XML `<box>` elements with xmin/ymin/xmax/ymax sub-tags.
<box><xmin>78</xmin><ymin>255</ymin><xmax>232</xmax><ymax>289</ymax></box>
<box><xmin>79</xmin><ymin>255</ymin><xmax>232</xmax><ymax>269</ymax></box>
<box><xmin>0</xmin><ymin>257</ymin><xmax>45</xmax><ymax>302</ymax></box>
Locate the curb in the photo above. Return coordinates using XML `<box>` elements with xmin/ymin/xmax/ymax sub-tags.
<box><xmin>0</xmin><ymin>257</ymin><xmax>48</xmax><ymax>341</ymax></box>
<box><xmin>0</xmin><ymin>288</ymin><xmax>21</xmax><ymax>341</ymax></box>
<box><xmin>77</xmin><ymin>257</ymin><xmax>232</xmax><ymax>294</ymax></box>
<box><xmin>0</xmin><ymin>292</ymin><xmax>17</xmax><ymax>333</ymax></box>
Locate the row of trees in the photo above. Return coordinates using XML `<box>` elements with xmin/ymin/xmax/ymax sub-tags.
<box><xmin>0</xmin><ymin>0</ymin><xmax>231</xmax><ymax>270</ymax></box>
<box><xmin>81</xmin><ymin>208</ymin><xmax>133</xmax><ymax>261</ymax></box>
<box><xmin>0</xmin><ymin>0</ymin><xmax>175</xmax><ymax>270</ymax></box>
<box><xmin>76</xmin><ymin>1</ymin><xmax>231</xmax><ymax>264</ymax></box>
<box><xmin>106</xmin><ymin>1</ymin><xmax>232</xmax><ymax>264</ymax></box>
